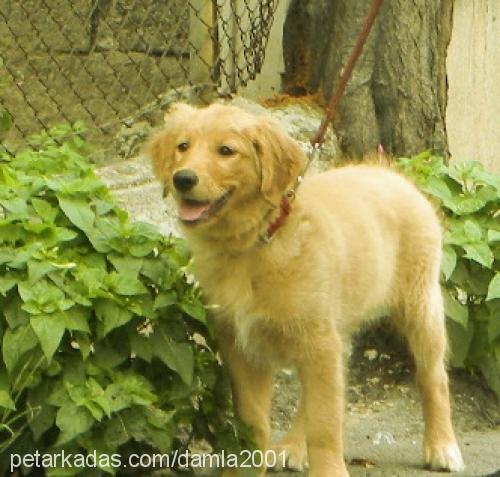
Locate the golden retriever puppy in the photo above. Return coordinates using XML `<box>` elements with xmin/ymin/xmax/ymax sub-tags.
<box><xmin>147</xmin><ymin>103</ymin><xmax>464</xmax><ymax>477</ymax></box>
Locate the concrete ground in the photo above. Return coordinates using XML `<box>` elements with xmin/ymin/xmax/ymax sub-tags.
<box><xmin>270</xmin><ymin>364</ymin><xmax>500</xmax><ymax>477</ymax></box>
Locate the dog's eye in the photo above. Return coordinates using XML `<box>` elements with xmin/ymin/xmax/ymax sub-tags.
<box><xmin>218</xmin><ymin>145</ymin><xmax>235</xmax><ymax>156</ymax></box>
<box><xmin>177</xmin><ymin>141</ymin><xmax>189</xmax><ymax>152</ymax></box>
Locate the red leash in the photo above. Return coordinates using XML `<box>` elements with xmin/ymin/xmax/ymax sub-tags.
<box><xmin>310</xmin><ymin>0</ymin><xmax>384</xmax><ymax>148</ymax></box>
<box><xmin>263</xmin><ymin>0</ymin><xmax>383</xmax><ymax>243</ymax></box>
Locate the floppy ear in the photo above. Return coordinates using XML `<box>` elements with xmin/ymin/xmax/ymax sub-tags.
<box><xmin>146</xmin><ymin>103</ymin><xmax>196</xmax><ymax>197</ymax></box>
<box><xmin>251</xmin><ymin>116</ymin><xmax>308</xmax><ymax>205</ymax></box>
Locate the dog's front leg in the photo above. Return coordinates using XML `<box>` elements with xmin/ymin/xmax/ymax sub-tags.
<box><xmin>298</xmin><ymin>328</ymin><xmax>349</xmax><ymax>477</ymax></box>
<box><xmin>218</xmin><ymin>336</ymin><xmax>273</xmax><ymax>476</ymax></box>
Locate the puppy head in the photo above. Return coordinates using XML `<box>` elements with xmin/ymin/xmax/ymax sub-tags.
<box><xmin>146</xmin><ymin>103</ymin><xmax>307</xmax><ymax>232</ymax></box>
<box><xmin>147</xmin><ymin>102</ymin><xmax>196</xmax><ymax>196</ymax></box>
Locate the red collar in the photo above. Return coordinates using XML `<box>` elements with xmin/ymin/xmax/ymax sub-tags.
<box><xmin>261</xmin><ymin>197</ymin><xmax>292</xmax><ymax>243</ymax></box>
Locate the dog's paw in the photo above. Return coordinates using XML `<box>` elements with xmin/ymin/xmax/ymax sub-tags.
<box><xmin>425</xmin><ymin>442</ymin><xmax>465</xmax><ymax>472</ymax></box>
<box><xmin>269</xmin><ymin>440</ymin><xmax>308</xmax><ymax>471</ymax></box>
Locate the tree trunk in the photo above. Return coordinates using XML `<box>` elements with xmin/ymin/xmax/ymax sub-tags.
<box><xmin>283</xmin><ymin>0</ymin><xmax>453</xmax><ymax>158</ymax></box>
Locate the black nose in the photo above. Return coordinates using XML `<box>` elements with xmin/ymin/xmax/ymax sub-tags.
<box><xmin>173</xmin><ymin>169</ymin><xmax>199</xmax><ymax>192</ymax></box>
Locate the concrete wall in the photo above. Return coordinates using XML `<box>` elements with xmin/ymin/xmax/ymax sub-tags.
<box><xmin>446</xmin><ymin>0</ymin><xmax>500</xmax><ymax>173</ymax></box>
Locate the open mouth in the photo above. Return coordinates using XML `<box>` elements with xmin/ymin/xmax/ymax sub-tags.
<box><xmin>177</xmin><ymin>190</ymin><xmax>232</xmax><ymax>224</ymax></box>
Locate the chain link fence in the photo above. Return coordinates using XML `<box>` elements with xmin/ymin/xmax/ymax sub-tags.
<box><xmin>0</xmin><ymin>0</ymin><xmax>278</xmax><ymax>161</ymax></box>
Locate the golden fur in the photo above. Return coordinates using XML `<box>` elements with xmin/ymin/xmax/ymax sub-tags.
<box><xmin>147</xmin><ymin>103</ymin><xmax>464</xmax><ymax>477</ymax></box>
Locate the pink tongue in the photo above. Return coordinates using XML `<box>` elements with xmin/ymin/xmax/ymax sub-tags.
<box><xmin>179</xmin><ymin>201</ymin><xmax>211</xmax><ymax>222</ymax></box>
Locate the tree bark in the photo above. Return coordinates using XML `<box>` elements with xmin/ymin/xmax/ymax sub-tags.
<box><xmin>283</xmin><ymin>0</ymin><xmax>453</xmax><ymax>158</ymax></box>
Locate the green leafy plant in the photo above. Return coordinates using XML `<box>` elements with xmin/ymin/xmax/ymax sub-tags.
<box><xmin>398</xmin><ymin>152</ymin><xmax>500</xmax><ymax>398</ymax></box>
<box><xmin>0</xmin><ymin>124</ymin><xmax>247</xmax><ymax>476</ymax></box>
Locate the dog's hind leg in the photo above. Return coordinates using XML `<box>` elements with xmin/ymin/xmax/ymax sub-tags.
<box><xmin>395</xmin><ymin>278</ymin><xmax>464</xmax><ymax>472</ymax></box>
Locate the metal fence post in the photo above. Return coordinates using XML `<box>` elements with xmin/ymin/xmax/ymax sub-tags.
<box><xmin>189</xmin><ymin>0</ymin><xmax>214</xmax><ymax>84</ymax></box>
<box><xmin>243</xmin><ymin>0</ymin><xmax>291</xmax><ymax>99</ymax></box>
<box><xmin>216</xmin><ymin>0</ymin><xmax>237</xmax><ymax>94</ymax></box>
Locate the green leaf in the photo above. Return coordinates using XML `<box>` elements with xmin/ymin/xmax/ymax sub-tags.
<box><xmin>487</xmin><ymin>301</ymin><xmax>500</xmax><ymax>342</ymax></box>
<box><xmin>486</xmin><ymin>273</ymin><xmax>500</xmax><ymax>301</ymax></box>
<box><xmin>461</xmin><ymin>262</ymin><xmax>494</xmax><ymax>296</ymax></box>
<box><xmin>28</xmin><ymin>260</ymin><xmax>57</xmax><ymax>282</ymax></box>
<box><xmin>0</xmin><ymin>372</ymin><xmax>15</xmax><ymax>410</ymax></box>
<box><xmin>108</xmin><ymin>254</ymin><xmax>143</xmax><ymax>277</ymax></box>
<box><xmin>488</xmin><ymin>229</ymin><xmax>500</xmax><ymax>243</ymax></box>
<box><xmin>105</xmin><ymin>271</ymin><xmax>148</xmax><ymax>296</ymax></box>
<box><xmin>0</xmin><ymin>246</ymin><xmax>14</xmax><ymax>265</ymax></box>
<box><xmin>141</xmin><ymin>258</ymin><xmax>171</xmax><ymax>286</ymax></box>
<box><xmin>73</xmin><ymin>266</ymin><xmax>107</xmax><ymax>298</ymax></box>
<box><xmin>93</xmin><ymin>344</ymin><xmax>127</xmax><ymax>369</ymax></box>
<box><xmin>6</xmin><ymin>242</ymin><xmax>43</xmax><ymax>268</ymax></box>
<box><xmin>445</xmin><ymin>192</ymin><xmax>495</xmax><ymax>215</ymax></box>
<box><xmin>129</xmin><ymin>332</ymin><xmax>153</xmax><ymax>362</ymax></box>
<box><xmin>61</xmin><ymin>308</ymin><xmax>90</xmax><ymax>333</ymax></box>
<box><xmin>449</xmin><ymin>160</ymin><xmax>499</xmax><ymax>186</ymax></box>
<box><xmin>149</xmin><ymin>428</ymin><xmax>173</xmax><ymax>453</ymax></box>
<box><xmin>19</xmin><ymin>279</ymin><xmax>74</xmax><ymax>314</ymax></box>
<box><xmin>422</xmin><ymin>176</ymin><xmax>452</xmax><ymax>203</ymax></box>
<box><xmin>153</xmin><ymin>325</ymin><xmax>194</xmax><ymax>385</ymax></box>
<box><xmin>95</xmin><ymin>299</ymin><xmax>133</xmax><ymax>337</ymax></box>
<box><xmin>153</xmin><ymin>290</ymin><xmax>178</xmax><ymax>310</ymax></box>
<box><xmin>463</xmin><ymin>220</ymin><xmax>483</xmax><ymax>241</ymax></box>
<box><xmin>104</xmin><ymin>417</ymin><xmax>131</xmax><ymax>449</ymax></box>
<box><xmin>0</xmin><ymin>197</ymin><xmax>29</xmax><ymax>216</ymax></box>
<box><xmin>2</xmin><ymin>324</ymin><xmax>38</xmax><ymax>373</ymax></box>
<box><xmin>443</xmin><ymin>288</ymin><xmax>468</xmax><ymax>327</ymax></box>
<box><xmin>30</xmin><ymin>314</ymin><xmax>66</xmax><ymax>362</ymax></box>
<box><xmin>181</xmin><ymin>300</ymin><xmax>207</xmax><ymax>323</ymax></box>
<box><xmin>30</xmin><ymin>404</ymin><xmax>56</xmax><ymax>441</ymax></box>
<box><xmin>54</xmin><ymin>227</ymin><xmax>78</xmax><ymax>242</ymax></box>
<box><xmin>56</xmin><ymin>404</ymin><xmax>94</xmax><ymax>444</ymax></box>
<box><xmin>57</xmin><ymin>196</ymin><xmax>95</xmax><ymax>233</ymax></box>
<box><xmin>146</xmin><ymin>407</ymin><xmax>175</xmax><ymax>429</ymax></box>
<box><xmin>105</xmin><ymin>373</ymin><xmax>156</xmax><ymax>412</ymax></box>
<box><xmin>59</xmin><ymin>177</ymin><xmax>106</xmax><ymax>195</ymax></box>
<box><xmin>441</xmin><ymin>245</ymin><xmax>457</xmax><ymax>281</ymax></box>
<box><xmin>3</xmin><ymin>295</ymin><xmax>29</xmax><ymax>328</ymax></box>
<box><xmin>126</xmin><ymin>294</ymin><xmax>155</xmax><ymax>318</ymax></box>
<box><xmin>447</xmin><ymin>321</ymin><xmax>473</xmax><ymax>367</ymax></box>
<box><xmin>0</xmin><ymin>389</ymin><xmax>15</xmax><ymax>410</ymax></box>
<box><xmin>67</xmin><ymin>379</ymin><xmax>110</xmax><ymax>421</ymax></box>
<box><xmin>73</xmin><ymin>332</ymin><xmax>91</xmax><ymax>359</ymax></box>
<box><xmin>463</xmin><ymin>242</ymin><xmax>494</xmax><ymax>268</ymax></box>
<box><xmin>124</xmin><ymin>222</ymin><xmax>162</xmax><ymax>257</ymax></box>
<box><xmin>31</xmin><ymin>198</ymin><xmax>58</xmax><ymax>223</ymax></box>
<box><xmin>94</xmin><ymin>198</ymin><xmax>115</xmax><ymax>216</ymax></box>
<box><xmin>0</xmin><ymin>275</ymin><xmax>17</xmax><ymax>295</ymax></box>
